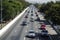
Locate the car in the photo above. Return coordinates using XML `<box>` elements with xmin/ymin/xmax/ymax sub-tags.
<box><xmin>25</xmin><ymin>15</ymin><xmax>28</xmax><ymax>18</ymax></box>
<box><xmin>30</xmin><ymin>19</ymin><xmax>34</xmax><ymax>22</ymax></box>
<box><xmin>37</xmin><ymin>17</ymin><xmax>40</xmax><ymax>21</ymax></box>
<box><xmin>31</xmin><ymin>11</ymin><xmax>33</xmax><ymax>13</ymax></box>
<box><xmin>36</xmin><ymin>14</ymin><xmax>38</xmax><ymax>17</ymax></box>
<box><xmin>37</xmin><ymin>17</ymin><xmax>40</xmax><ymax>20</ymax></box>
<box><xmin>21</xmin><ymin>21</ymin><xmax>27</xmax><ymax>26</ymax></box>
<box><xmin>28</xmin><ymin>11</ymin><xmax>29</xmax><ymax>13</ymax></box>
<box><xmin>41</xmin><ymin>30</ymin><xmax>48</xmax><ymax>37</ymax></box>
<box><xmin>30</xmin><ymin>17</ymin><xmax>34</xmax><ymax>22</ymax></box>
<box><xmin>30</xmin><ymin>17</ymin><xmax>34</xmax><ymax>19</ymax></box>
<box><xmin>41</xmin><ymin>24</ymin><xmax>46</xmax><ymax>28</ymax></box>
<box><xmin>25</xmin><ymin>30</ymin><xmax>36</xmax><ymax>38</ymax></box>
<box><xmin>35</xmin><ymin>17</ymin><xmax>40</xmax><ymax>22</ymax></box>
<box><xmin>31</xmin><ymin>14</ymin><xmax>33</xmax><ymax>16</ymax></box>
<box><xmin>39</xmin><ymin>22</ymin><xmax>44</xmax><ymax>24</ymax></box>
<box><xmin>39</xmin><ymin>27</ymin><xmax>46</xmax><ymax>30</ymax></box>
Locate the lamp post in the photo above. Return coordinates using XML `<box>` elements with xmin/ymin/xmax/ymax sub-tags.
<box><xmin>0</xmin><ymin>0</ymin><xmax>3</xmax><ymax>29</ymax></box>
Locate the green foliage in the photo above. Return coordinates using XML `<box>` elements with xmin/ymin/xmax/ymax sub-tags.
<box><xmin>0</xmin><ymin>0</ymin><xmax>30</xmax><ymax>21</ymax></box>
<box><xmin>38</xmin><ymin>1</ymin><xmax>60</xmax><ymax>25</ymax></box>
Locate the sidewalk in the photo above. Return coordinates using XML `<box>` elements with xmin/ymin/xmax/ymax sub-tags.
<box><xmin>37</xmin><ymin>12</ymin><xmax>57</xmax><ymax>35</ymax></box>
<box><xmin>46</xmin><ymin>25</ymin><xmax>57</xmax><ymax>35</ymax></box>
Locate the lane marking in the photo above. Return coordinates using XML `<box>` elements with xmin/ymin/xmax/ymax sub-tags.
<box><xmin>17</xmin><ymin>26</ymin><xmax>19</xmax><ymax>27</ymax></box>
<box><xmin>26</xmin><ymin>26</ymin><xmax>29</xmax><ymax>32</ymax></box>
<box><xmin>26</xmin><ymin>30</ymin><xmax>27</xmax><ymax>32</ymax></box>
<box><xmin>36</xmin><ymin>31</ymin><xmax>38</xmax><ymax>33</ymax></box>
<box><xmin>26</xmin><ymin>26</ymin><xmax>28</xmax><ymax>27</ymax></box>
<box><xmin>15</xmin><ymin>30</ymin><xmax>17</xmax><ymax>32</ymax></box>
<box><xmin>24</xmin><ymin>37</ymin><xmax>26</xmax><ymax>40</ymax></box>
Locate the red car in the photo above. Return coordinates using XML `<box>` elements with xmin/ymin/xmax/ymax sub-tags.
<box><xmin>39</xmin><ymin>24</ymin><xmax>46</xmax><ymax>30</ymax></box>
<box><xmin>41</xmin><ymin>24</ymin><xmax>46</xmax><ymax>28</ymax></box>
<box><xmin>40</xmin><ymin>27</ymin><xmax>46</xmax><ymax>30</ymax></box>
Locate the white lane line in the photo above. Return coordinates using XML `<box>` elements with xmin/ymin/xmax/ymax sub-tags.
<box><xmin>36</xmin><ymin>31</ymin><xmax>38</xmax><ymax>33</ymax></box>
<box><xmin>24</xmin><ymin>37</ymin><xmax>26</xmax><ymax>40</ymax></box>
<box><xmin>26</xmin><ymin>26</ymin><xmax>28</xmax><ymax>32</ymax></box>
<box><xmin>26</xmin><ymin>30</ymin><xmax>27</xmax><ymax>32</ymax></box>
<box><xmin>15</xmin><ymin>30</ymin><xmax>17</xmax><ymax>32</ymax></box>
<box><xmin>26</xmin><ymin>26</ymin><xmax>28</xmax><ymax>27</ymax></box>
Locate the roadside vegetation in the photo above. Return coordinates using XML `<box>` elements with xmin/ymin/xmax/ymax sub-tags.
<box><xmin>0</xmin><ymin>0</ymin><xmax>30</xmax><ymax>29</ymax></box>
<box><xmin>0</xmin><ymin>0</ymin><xmax>30</xmax><ymax>21</ymax></box>
<box><xmin>36</xmin><ymin>1</ymin><xmax>60</xmax><ymax>25</ymax></box>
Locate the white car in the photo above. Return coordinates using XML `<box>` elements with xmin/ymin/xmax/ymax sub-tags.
<box><xmin>25</xmin><ymin>30</ymin><xmax>36</xmax><ymax>38</ymax></box>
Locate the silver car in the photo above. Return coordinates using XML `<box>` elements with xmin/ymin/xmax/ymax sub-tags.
<box><xmin>25</xmin><ymin>30</ymin><xmax>36</xmax><ymax>38</ymax></box>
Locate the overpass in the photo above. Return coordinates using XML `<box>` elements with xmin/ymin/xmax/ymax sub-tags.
<box><xmin>0</xmin><ymin>5</ymin><xmax>58</xmax><ymax>40</ymax></box>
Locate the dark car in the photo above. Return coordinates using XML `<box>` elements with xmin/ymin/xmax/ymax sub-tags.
<box><xmin>25</xmin><ymin>16</ymin><xmax>28</xmax><ymax>18</ymax></box>
<box><xmin>30</xmin><ymin>20</ymin><xmax>34</xmax><ymax>22</ymax></box>
<box><xmin>30</xmin><ymin>18</ymin><xmax>34</xmax><ymax>22</ymax></box>
<box><xmin>30</xmin><ymin>17</ymin><xmax>33</xmax><ymax>20</ymax></box>
<box><xmin>28</xmin><ymin>11</ymin><xmax>29</xmax><ymax>13</ymax></box>
<box><xmin>41</xmin><ymin>30</ymin><xmax>48</xmax><ymax>37</ymax></box>
<box><xmin>31</xmin><ymin>11</ymin><xmax>33</xmax><ymax>13</ymax></box>
<box><xmin>25</xmin><ymin>30</ymin><xmax>36</xmax><ymax>38</ymax></box>
<box><xmin>35</xmin><ymin>12</ymin><xmax>37</xmax><ymax>14</ymax></box>
<box><xmin>39</xmin><ymin>27</ymin><xmax>46</xmax><ymax>30</ymax></box>
<box><xmin>31</xmin><ymin>14</ymin><xmax>33</xmax><ymax>16</ymax></box>
<box><xmin>37</xmin><ymin>17</ymin><xmax>40</xmax><ymax>20</ymax></box>
<box><xmin>21</xmin><ymin>21</ymin><xmax>27</xmax><ymax>26</ymax></box>
<box><xmin>36</xmin><ymin>14</ymin><xmax>38</xmax><ymax>17</ymax></box>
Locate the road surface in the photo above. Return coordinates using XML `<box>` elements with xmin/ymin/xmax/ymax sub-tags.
<box><xmin>1</xmin><ymin>5</ymin><xmax>58</xmax><ymax>40</ymax></box>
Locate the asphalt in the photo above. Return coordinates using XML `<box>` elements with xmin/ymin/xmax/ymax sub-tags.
<box><xmin>1</xmin><ymin>5</ymin><xmax>58</xmax><ymax>40</ymax></box>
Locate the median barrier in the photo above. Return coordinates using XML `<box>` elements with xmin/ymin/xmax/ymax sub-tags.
<box><xmin>0</xmin><ymin>7</ymin><xmax>29</xmax><ymax>40</ymax></box>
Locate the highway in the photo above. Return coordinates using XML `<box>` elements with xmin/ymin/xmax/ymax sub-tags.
<box><xmin>1</xmin><ymin>5</ymin><xmax>58</xmax><ymax>40</ymax></box>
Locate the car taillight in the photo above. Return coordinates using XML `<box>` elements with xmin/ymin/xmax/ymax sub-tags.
<box><xmin>41</xmin><ymin>25</ymin><xmax>46</xmax><ymax>27</ymax></box>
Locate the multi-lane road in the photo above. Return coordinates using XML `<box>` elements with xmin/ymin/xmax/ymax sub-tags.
<box><xmin>1</xmin><ymin>5</ymin><xmax>59</xmax><ymax>40</ymax></box>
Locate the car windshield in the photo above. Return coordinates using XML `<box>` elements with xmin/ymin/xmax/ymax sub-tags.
<box><xmin>42</xmin><ymin>31</ymin><xmax>48</xmax><ymax>33</ymax></box>
<box><xmin>29</xmin><ymin>31</ymin><xmax>35</xmax><ymax>33</ymax></box>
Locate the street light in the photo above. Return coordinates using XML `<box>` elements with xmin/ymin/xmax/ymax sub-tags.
<box><xmin>0</xmin><ymin>0</ymin><xmax>3</xmax><ymax>29</ymax></box>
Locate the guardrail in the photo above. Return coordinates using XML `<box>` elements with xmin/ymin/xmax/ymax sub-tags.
<box><xmin>0</xmin><ymin>7</ymin><xmax>29</xmax><ymax>40</ymax></box>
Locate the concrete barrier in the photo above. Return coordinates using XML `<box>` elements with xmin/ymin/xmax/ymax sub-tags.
<box><xmin>0</xmin><ymin>7</ymin><xmax>29</xmax><ymax>39</ymax></box>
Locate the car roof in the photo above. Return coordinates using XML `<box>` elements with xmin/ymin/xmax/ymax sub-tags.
<box><xmin>29</xmin><ymin>30</ymin><xmax>35</xmax><ymax>32</ymax></box>
<box><xmin>41</xmin><ymin>23</ymin><xmax>46</xmax><ymax>25</ymax></box>
<box><xmin>42</xmin><ymin>30</ymin><xmax>48</xmax><ymax>32</ymax></box>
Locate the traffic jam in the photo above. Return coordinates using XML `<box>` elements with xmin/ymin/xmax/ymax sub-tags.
<box><xmin>22</xmin><ymin>10</ymin><xmax>51</xmax><ymax>40</ymax></box>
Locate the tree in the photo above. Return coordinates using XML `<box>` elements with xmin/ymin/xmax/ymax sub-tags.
<box><xmin>37</xmin><ymin>1</ymin><xmax>60</xmax><ymax>25</ymax></box>
<box><xmin>0</xmin><ymin>0</ymin><xmax>30</xmax><ymax>21</ymax></box>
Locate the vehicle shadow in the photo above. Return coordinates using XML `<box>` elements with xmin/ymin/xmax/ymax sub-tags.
<box><xmin>50</xmin><ymin>34</ymin><xmax>60</xmax><ymax>40</ymax></box>
<box><xmin>39</xmin><ymin>20</ymin><xmax>50</xmax><ymax>25</ymax></box>
<box><xmin>37</xmin><ymin>33</ymin><xmax>60</xmax><ymax>40</ymax></box>
<box><xmin>20</xmin><ymin>23</ymin><xmax>27</xmax><ymax>26</ymax></box>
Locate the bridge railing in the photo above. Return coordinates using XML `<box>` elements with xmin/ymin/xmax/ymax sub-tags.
<box><xmin>0</xmin><ymin>7</ymin><xmax>29</xmax><ymax>40</ymax></box>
